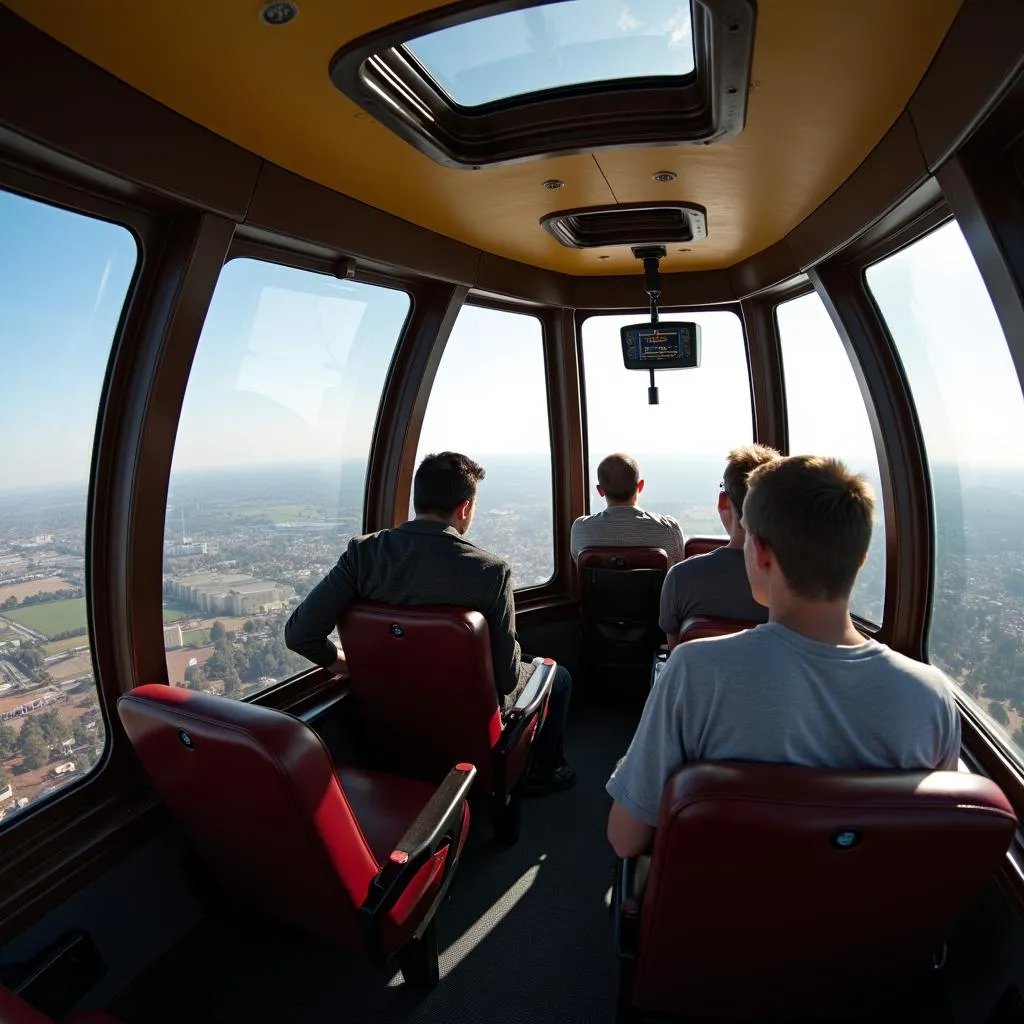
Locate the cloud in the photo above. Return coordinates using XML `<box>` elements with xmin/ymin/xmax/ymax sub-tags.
<box><xmin>663</xmin><ymin>7</ymin><xmax>693</xmax><ymax>50</ymax></box>
<box><xmin>617</xmin><ymin>6</ymin><xmax>642</xmax><ymax>32</ymax></box>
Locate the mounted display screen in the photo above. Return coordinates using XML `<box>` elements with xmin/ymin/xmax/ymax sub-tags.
<box><xmin>620</xmin><ymin>322</ymin><xmax>702</xmax><ymax>371</ymax></box>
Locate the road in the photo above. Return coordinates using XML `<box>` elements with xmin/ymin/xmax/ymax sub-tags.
<box><xmin>0</xmin><ymin>616</ymin><xmax>46</xmax><ymax>643</ymax></box>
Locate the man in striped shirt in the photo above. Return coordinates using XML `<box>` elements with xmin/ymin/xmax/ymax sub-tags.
<box><xmin>570</xmin><ymin>453</ymin><xmax>686</xmax><ymax>565</ymax></box>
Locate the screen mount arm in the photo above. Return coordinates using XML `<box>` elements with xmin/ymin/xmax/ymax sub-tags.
<box><xmin>633</xmin><ymin>245</ymin><xmax>666</xmax><ymax>405</ymax></box>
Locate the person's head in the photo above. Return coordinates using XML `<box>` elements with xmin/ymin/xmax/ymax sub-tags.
<box><xmin>741</xmin><ymin>455</ymin><xmax>874</xmax><ymax>608</ymax></box>
<box><xmin>412</xmin><ymin>451</ymin><xmax>485</xmax><ymax>534</ymax></box>
<box><xmin>718</xmin><ymin>444</ymin><xmax>782</xmax><ymax>543</ymax></box>
<box><xmin>596</xmin><ymin>453</ymin><xmax>644</xmax><ymax>506</ymax></box>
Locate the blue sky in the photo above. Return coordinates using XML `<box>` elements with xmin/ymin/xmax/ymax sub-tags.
<box><xmin>2</xmin><ymin>188</ymin><xmax>1023</xmax><ymax>498</ymax></box>
<box><xmin>407</xmin><ymin>0</ymin><xmax>695</xmax><ymax>107</ymax></box>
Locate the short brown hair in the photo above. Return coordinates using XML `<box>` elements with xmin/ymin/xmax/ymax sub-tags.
<box><xmin>742</xmin><ymin>455</ymin><xmax>874</xmax><ymax>600</ymax></box>
<box><xmin>597</xmin><ymin>453</ymin><xmax>640</xmax><ymax>502</ymax></box>
<box><xmin>722</xmin><ymin>444</ymin><xmax>781</xmax><ymax>513</ymax></box>
<box><xmin>413</xmin><ymin>452</ymin><xmax>485</xmax><ymax>516</ymax></box>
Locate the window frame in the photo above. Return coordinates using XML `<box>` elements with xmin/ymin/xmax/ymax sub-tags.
<box><xmin>576</xmin><ymin>301</ymin><xmax>756</xmax><ymax>517</ymax></box>
<box><xmin>772</xmin><ymin>283</ymin><xmax>889</xmax><ymax>635</ymax></box>
<box><xmin>328</xmin><ymin>0</ymin><xmax>756</xmax><ymax>169</ymax></box>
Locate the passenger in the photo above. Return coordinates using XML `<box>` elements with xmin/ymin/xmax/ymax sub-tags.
<box><xmin>659</xmin><ymin>444</ymin><xmax>780</xmax><ymax>647</ymax></box>
<box><xmin>285</xmin><ymin>451</ymin><xmax>576</xmax><ymax>795</ymax></box>
<box><xmin>605</xmin><ymin>455</ymin><xmax>960</xmax><ymax>858</ymax></box>
<box><xmin>570</xmin><ymin>453</ymin><xmax>685</xmax><ymax>565</ymax></box>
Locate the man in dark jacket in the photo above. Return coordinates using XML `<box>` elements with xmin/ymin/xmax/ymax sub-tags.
<box><xmin>284</xmin><ymin>451</ymin><xmax>575</xmax><ymax>794</ymax></box>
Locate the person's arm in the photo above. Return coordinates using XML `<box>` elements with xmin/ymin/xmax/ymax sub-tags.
<box><xmin>939</xmin><ymin>689</ymin><xmax>963</xmax><ymax>770</ymax></box>
<box><xmin>569</xmin><ymin>518</ymin><xmax>583</xmax><ymax>563</ymax></box>
<box><xmin>658</xmin><ymin>565</ymin><xmax>683</xmax><ymax>651</ymax></box>
<box><xmin>284</xmin><ymin>541</ymin><xmax>359</xmax><ymax>669</ymax></box>
<box><xmin>606</xmin><ymin>659</ymin><xmax>686</xmax><ymax>857</ymax></box>
<box><xmin>484</xmin><ymin>564</ymin><xmax>521</xmax><ymax>697</ymax></box>
<box><xmin>668</xmin><ymin>518</ymin><xmax>686</xmax><ymax>567</ymax></box>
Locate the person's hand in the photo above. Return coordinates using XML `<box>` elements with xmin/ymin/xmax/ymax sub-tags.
<box><xmin>331</xmin><ymin>650</ymin><xmax>350</xmax><ymax>680</ymax></box>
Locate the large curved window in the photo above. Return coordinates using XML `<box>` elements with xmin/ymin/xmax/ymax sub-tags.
<box><xmin>0</xmin><ymin>190</ymin><xmax>137</xmax><ymax>823</ymax></box>
<box><xmin>164</xmin><ymin>260</ymin><xmax>410</xmax><ymax>699</ymax></box>
<box><xmin>776</xmin><ymin>291</ymin><xmax>887</xmax><ymax>625</ymax></box>
<box><xmin>415</xmin><ymin>305</ymin><xmax>554</xmax><ymax>588</ymax></box>
<box><xmin>867</xmin><ymin>221</ymin><xmax>1024</xmax><ymax>759</ymax></box>
<box><xmin>581</xmin><ymin>309</ymin><xmax>751</xmax><ymax>536</ymax></box>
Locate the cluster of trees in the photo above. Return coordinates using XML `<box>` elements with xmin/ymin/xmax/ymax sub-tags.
<box><xmin>0</xmin><ymin>586</ymin><xmax>82</xmax><ymax>611</ymax></box>
<box><xmin>3</xmin><ymin>642</ymin><xmax>53</xmax><ymax>687</ymax></box>
<box><xmin>0</xmin><ymin>708</ymin><xmax>71</xmax><ymax>771</ymax></box>
<box><xmin>184</xmin><ymin>614</ymin><xmax>306</xmax><ymax>696</ymax></box>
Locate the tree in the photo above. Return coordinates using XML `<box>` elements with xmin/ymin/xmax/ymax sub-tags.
<box><xmin>222</xmin><ymin>665</ymin><xmax>241</xmax><ymax>698</ymax></box>
<box><xmin>1</xmin><ymin>595</ymin><xmax>16</xmax><ymax>610</ymax></box>
<box><xmin>18</xmin><ymin>720</ymin><xmax>49</xmax><ymax>770</ymax></box>
<box><xmin>73</xmin><ymin>719</ymin><xmax>92</xmax><ymax>749</ymax></box>
<box><xmin>0</xmin><ymin>721</ymin><xmax>16</xmax><ymax>759</ymax></box>
<box><xmin>243</xmin><ymin>620</ymin><xmax>256</xmax><ymax>634</ymax></box>
<box><xmin>0</xmin><ymin>762</ymin><xmax>9</xmax><ymax>790</ymax></box>
<box><xmin>39</xmin><ymin>709</ymin><xmax>71</xmax><ymax>748</ymax></box>
<box><xmin>209</xmin><ymin>621</ymin><xmax>226</xmax><ymax>643</ymax></box>
<box><xmin>184</xmin><ymin>663</ymin><xmax>206</xmax><ymax>689</ymax></box>
<box><xmin>989</xmin><ymin>700</ymin><xmax>1010</xmax><ymax>726</ymax></box>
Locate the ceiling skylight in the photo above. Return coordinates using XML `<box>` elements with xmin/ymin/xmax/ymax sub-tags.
<box><xmin>405</xmin><ymin>0</ymin><xmax>696</xmax><ymax>108</ymax></box>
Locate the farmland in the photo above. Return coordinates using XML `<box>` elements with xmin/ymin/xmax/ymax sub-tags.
<box><xmin>3</xmin><ymin>598</ymin><xmax>87</xmax><ymax>638</ymax></box>
<box><xmin>0</xmin><ymin>577</ymin><xmax>73</xmax><ymax>603</ymax></box>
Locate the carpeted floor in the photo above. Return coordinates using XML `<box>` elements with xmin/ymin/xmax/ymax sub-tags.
<box><xmin>130</xmin><ymin>700</ymin><xmax>639</xmax><ymax>1024</ymax></box>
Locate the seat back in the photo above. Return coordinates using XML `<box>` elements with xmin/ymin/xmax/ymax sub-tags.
<box><xmin>683</xmin><ymin>535</ymin><xmax>727</xmax><ymax>559</ymax></box>
<box><xmin>578</xmin><ymin>547</ymin><xmax>668</xmax><ymax>671</ymax></box>
<box><xmin>634</xmin><ymin>762</ymin><xmax>1017</xmax><ymax>1018</ymax></box>
<box><xmin>677</xmin><ymin>614</ymin><xmax>761</xmax><ymax>643</ymax></box>
<box><xmin>117</xmin><ymin>684</ymin><xmax>379</xmax><ymax>951</ymax></box>
<box><xmin>339</xmin><ymin>603</ymin><xmax>501</xmax><ymax>791</ymax></box>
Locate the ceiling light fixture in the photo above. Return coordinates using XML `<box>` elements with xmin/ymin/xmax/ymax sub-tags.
<box><xmin>653</xmin><ymin>171</ymin><xmax>678</xmax><ymax>183</ymax></box>
<box><xmin>259</xmin><ymin>2</ymin><xmax>299</xmax><ymax>26</ymax></box>
<box><xmin>543</xmin><ymin>179</ymin><xmax>565</xmax><ymax>190</ymax></box>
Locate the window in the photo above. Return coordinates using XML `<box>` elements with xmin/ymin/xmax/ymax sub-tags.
<box><xmin>164</xmin><ymin>260</ymin><xmax>410</xmax><ymax>699</ymax></box>
<box><xmin>0</xmin><ymin>189</ymin><xmax>137</xmax><ymax>823</ymax></box>
<box><xmin>866</xmin><ymin>221</ymin><xmax>1024</xmax><ymax>757</ymax></box>
<box><xmin>581</xmin><ymin>310</ymin><xmax>751</xmax><ymax>535</ymax></box>
<box><xmin>330</xmin><ymin>0</ymin><xmax>753</xmax><ymax>168</ymax></box>
<box><xmin>414</xmin><ymin>304</ymin><xmax>554</xmax><ymax>587</ymax></box>
<box><xmin>405</xmin><ymin>0</ymin><xmax>695</xmax><ymax>108</ymax></box>
<box><xmin>776</xmin><ymin>292</ymin><xmax>887</xmax><ymax>625</ymax></box>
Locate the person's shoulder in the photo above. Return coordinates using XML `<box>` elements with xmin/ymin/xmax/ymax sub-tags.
<box><xmin>452</xmin><ymin>533</ymin><xmax>510</xmax><ymax>573</ymax></box>
<box><xmin>666</xmin><ymin>626</ymin><xmax>765</xmax><ymax>673</ymax></box>
<box><xmin>642</xmin><ymin>508</ymin><xmax>681</xmax><ymax>529</ymax></box>
<box><xmin>872</xmin><ymin>643</ymin><xmax>957</xmax><ymax>695</ymax></box>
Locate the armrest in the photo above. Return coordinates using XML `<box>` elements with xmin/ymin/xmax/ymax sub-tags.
<box><xmin>495</xmin><ymin>657</ymin><xmax>556</xmax><ymax>757</ymax></box>
<box><xmin>613</xmin><ymin>855</ymin><xmax>650</xmax><ymax>961</ymax></box>
<box><xmin>359</xmin><ymin>762</ymin><xmax>477</xmax><ymax>962</ymax></box>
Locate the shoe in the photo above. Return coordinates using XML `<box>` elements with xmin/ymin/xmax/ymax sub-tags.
<box><xmin>525</xmin><ymin>762</ymin><xmax>578</xmax><ymax>797</ymax></box>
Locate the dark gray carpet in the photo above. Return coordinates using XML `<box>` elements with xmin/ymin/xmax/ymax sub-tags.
<box><xmin>135</xmin><ymin>701</ymin><xmax>639</xmax><ymax>1024</ymax></box>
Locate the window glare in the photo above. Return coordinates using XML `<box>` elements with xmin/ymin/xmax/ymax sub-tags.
<box><xmin>0</xmin><ymin>190</ymin><xmax>136</xmax><ymax>823</ymax></box>
<box><xmin>163</xmin><ymin>260</ymin><xmax>410</xmax><ymax>700</ymax></box>
<box><xmin>582</xmin><ymin>310</ymin><xmax>751</xmax><ymax>535</ymax></box>
<box><xmin>406</xmin><ymin>0</ymin><xmax>695</xmax><ymax>107</ymax></box>
<box><xmin>867</xmin><ymin>220</ymin><xmax>1024</xmax><ymax>759</ymax></box>
<box><xmin>415</xmin><ymin>305</ymin><xmax>554</xmax><ymax>587</ymax></box>
<box><xmin>776</xmin><ymin>291</ymin><xmax>886</xmax><ymax>625</ymax></box>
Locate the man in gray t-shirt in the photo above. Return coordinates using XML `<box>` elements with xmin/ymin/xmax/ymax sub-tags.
<box><xmin>659</xmin><ymin>445</ymin><xmax>778</xmax><ymax>644</ymax></box>
<box><xmin>607</xmin><ymin>455</ymin><xmax>962</xmax><ymax>859</ymax></box>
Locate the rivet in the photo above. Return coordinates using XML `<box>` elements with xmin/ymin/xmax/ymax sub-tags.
<box><xmin>259</xmin><ymin>2</ymin><xmax>299</xmax><ymax>26</ymax></box>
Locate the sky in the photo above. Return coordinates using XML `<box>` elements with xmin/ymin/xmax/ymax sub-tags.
<box><xmin>2</xmin><ymin>187</ymin><xmax>1024</xmax><ymax>499</ymax></box>
<box><xmin>406</xmin><ymin>0</ymin><xmax>694</xmax><ymax>107</ymax></box>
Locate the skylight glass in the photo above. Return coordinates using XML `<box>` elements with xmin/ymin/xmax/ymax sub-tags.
<box><xmin>404</xmin><ymin>0</ymin><xmax>696</xmax><ymax>108</ymax></box>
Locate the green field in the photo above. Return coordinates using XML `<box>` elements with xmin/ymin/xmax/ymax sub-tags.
<box><xmin>45</xmin><ymin>635</ymin><xmax>90</xmax><ymax>656</ymax></box>
<box><xmin>162</xmin><ymin>600</ymin><xmax>194</xmax><ymax>623</ymax></box>
<box><xmin>4</xmin><ymin>598</ymin><xmax>87</xmax><ymax>638</ymax></box>
<box><xmin>182</xmin><ymin>628</ymin><xmax>211</xmax><ymax>647</ymax></box>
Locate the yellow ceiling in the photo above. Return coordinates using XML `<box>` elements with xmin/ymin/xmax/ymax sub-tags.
<box><xmin>9</xmin><ymin>0</ymin><xmax>961</xmax><ymax>275</ymax></box>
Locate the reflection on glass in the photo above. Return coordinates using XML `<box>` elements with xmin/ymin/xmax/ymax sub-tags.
<box><xmin>867</xmin><ymin>221</ymin><xmax>1024</xmax><ymax>759</ymax></box>
<box><xmin>415</xmin><ymin>305</ymin><xmax>555</xmax><ymax>588</ymax></box>
<box><xmin>582</xmin><ymin>310</ymin><xmax>752</xmax><ymax>535</ymax></box>
<box><xmin>406</xmin><ymin>0</ymin><xmax>695</xmax><ymax>107</ymax></box>
<box><xmin>164</xmin><ymin>260</ymin><xmax>410</xmax><ymax>700</ymax></box>
<box><xmin>0</xmin><ymin>190</ymin><xmax>137</xmax><ymax>823</ymax></box>
<box><xmin>776</xmin><ymin>292</ymin><xmax>887</xmax><ymax>625</ymax></box>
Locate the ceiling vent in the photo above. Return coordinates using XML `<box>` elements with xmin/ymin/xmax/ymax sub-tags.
<box><xmin>540</xmin><ymin>203</ymin><xmax>708</xmax><ymax>249</ymax></box>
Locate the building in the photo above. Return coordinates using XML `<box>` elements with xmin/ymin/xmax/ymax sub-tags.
<box><xmin>163</xmin><ymin>624</ymin><xmax>183</xmax><ymax>649</ymax></box>
<box><xmin>165</xmin><ymin>541</ymin><xmax>207</xmax><ymax>558</ymax></box>
<box><xmin>165</xmin><ymin>572</ymin><xmax>294</xmax><ymax>616</ymax></box>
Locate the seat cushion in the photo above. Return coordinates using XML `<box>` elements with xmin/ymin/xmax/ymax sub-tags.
<box><xmin>337</xmin><ymin>765</ymin><xmax>441</xmax><ymax>862</ymax></box>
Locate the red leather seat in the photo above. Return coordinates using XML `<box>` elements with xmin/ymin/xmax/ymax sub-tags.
<box><xmin>338</xmin><ymin>603</ymin><xmax>556</xmax><ymax>845</ymax></box>
<box><xmin>577</xmin><ymin>547</ymin><xmax>669</xmax><ymax>676</ymax></box>
<box><xmin>0</xmin><ymin>984</ymin><xmax>119</xmax><ymax>1023</ymax></box>
<box><xmin>614</xmin><ymin>762</ymin><xmax>1017</xmax><ymax>1020</ymax></box>
<box><xmin>117</xmin><ymin>684</ymin><xmax>476</xmax><ymax>988</ymax></box>
<box><xmin>683</xmin><ymin>535</ymin><xmax>727</xmax><ymax>559</ymax></box>
<box><xmin>677</xmin><ymin>614</ymin><xmax>761</xmax><ymax>643</ymax></box>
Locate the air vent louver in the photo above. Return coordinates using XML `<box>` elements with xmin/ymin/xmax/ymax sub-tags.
<box><xmin>540</xmin><ymin>203</ymin><xmax>708</xmax><ymax>249</ymax></box>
